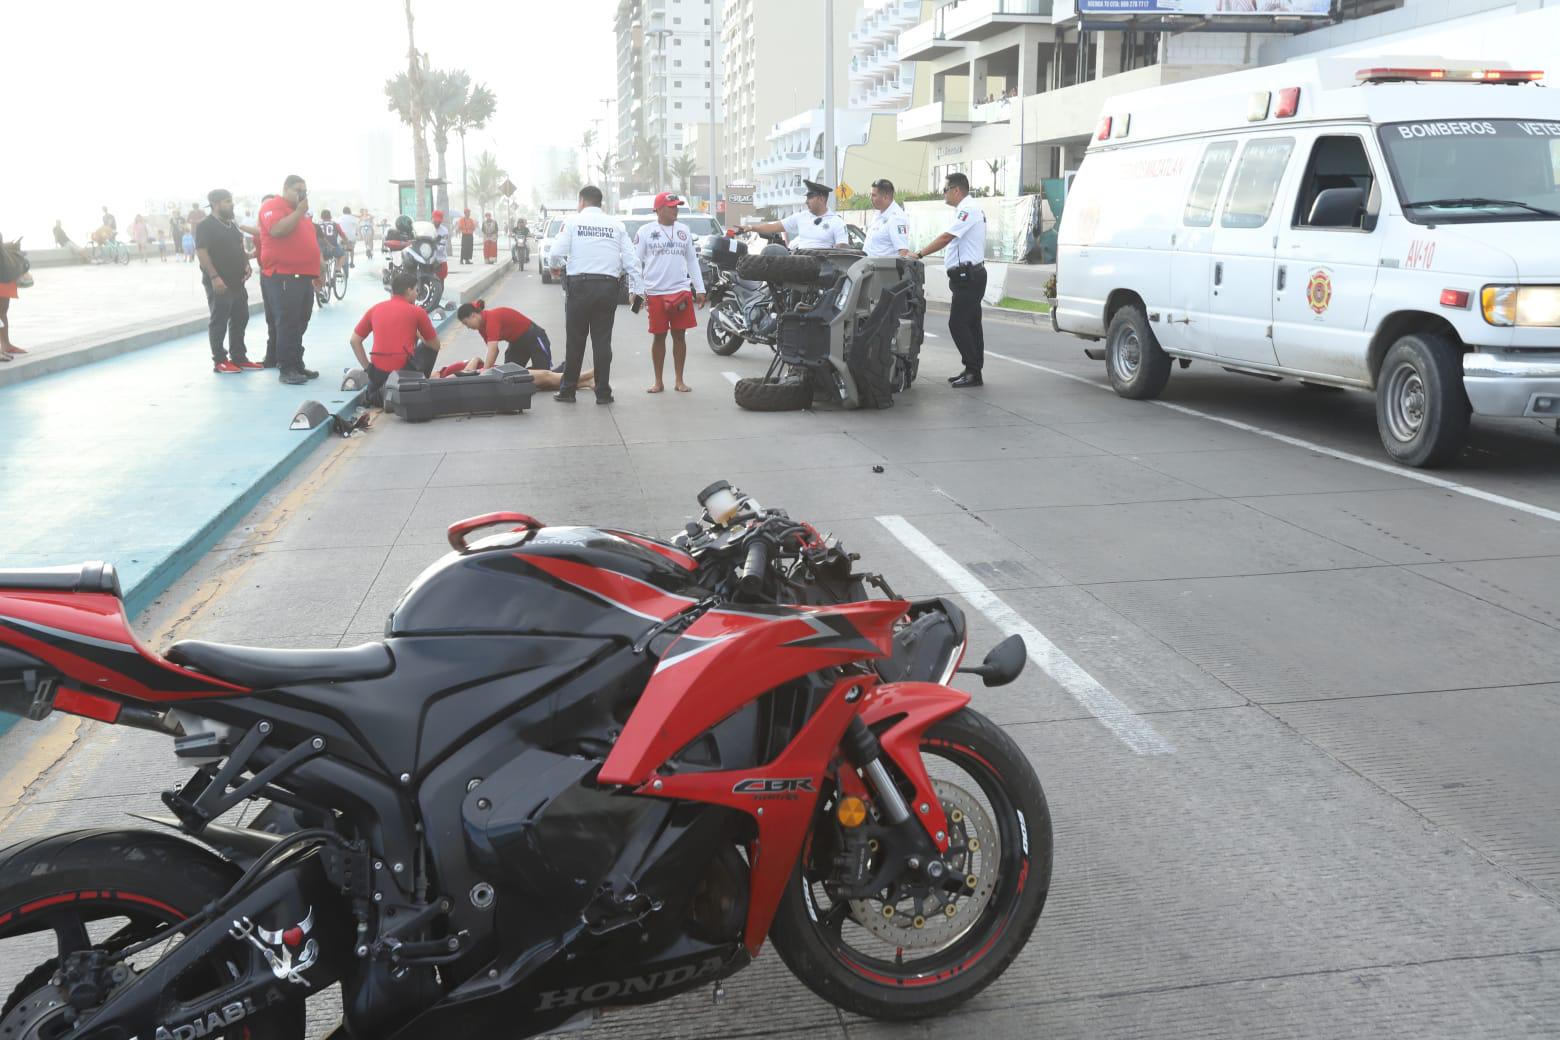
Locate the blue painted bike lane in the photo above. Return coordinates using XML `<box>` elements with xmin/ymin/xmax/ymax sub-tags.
<box><xmin>0</xmin><ymin>283</ymin><xmax>371</xmax><ymax>618</ymax></box>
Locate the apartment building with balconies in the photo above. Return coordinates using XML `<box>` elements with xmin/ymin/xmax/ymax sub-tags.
<box><xmin>616</xmin><ymin>0</ymin><xmax>724</xmax><ymax>190</ymax></box>
<box><xmin>893</xmin><ymin>0</ymin><xmax>1411</xmax><ymax>197</ymax></box>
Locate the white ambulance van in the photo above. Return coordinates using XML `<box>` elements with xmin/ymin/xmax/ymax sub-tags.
<box><xmin>1054</xmin><ymin>58</ymin><xmax>1560</xmax><ymax>467</ymax></box>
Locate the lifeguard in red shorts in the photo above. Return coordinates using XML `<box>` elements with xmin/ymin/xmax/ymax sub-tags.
<box><xmin>630</xmin><ymin>191</ymin><xmax>706</xmax><ymax>393</ymax></box>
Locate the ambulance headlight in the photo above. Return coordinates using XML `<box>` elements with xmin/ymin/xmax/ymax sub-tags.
<box><xmin>1482</xmin><ymin>285</ymin><xmax>1560</xmax><ymax>327</ymax></box>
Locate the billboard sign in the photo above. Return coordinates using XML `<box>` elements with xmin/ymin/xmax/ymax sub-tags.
<box><xmin>726</xmin><ymin>183</ymin><xmax>756</xmax><ymax>205</ymax></box>
<box><xmin>1078</xmin><ymin>0</ymin><xmax>1329</xmax><ymax>13</ymax></box>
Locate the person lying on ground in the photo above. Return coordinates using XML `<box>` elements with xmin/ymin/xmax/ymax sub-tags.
<box><xmin>455</xmin><ymin>299</ymin><xmax>553</xmax><ymax>369</ymax></box>
<box><xmin>437</xmin><ymin>356</ymin><xmax>590</xmax><ymax>392</ymax></box>
<box><xmin>349</xmin><ymin>271</ymin><xmax>442</xmax><ymax>405</ymax></box>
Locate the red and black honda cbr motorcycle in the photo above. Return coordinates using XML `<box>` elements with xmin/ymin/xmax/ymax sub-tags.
<box><xmin>0</xmin><ymin>482</ymin><xmax>1051</xmax><ymax>1039</ymax></box>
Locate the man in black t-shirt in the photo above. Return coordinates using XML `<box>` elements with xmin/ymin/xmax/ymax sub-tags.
<box><xmin>195</xmin><ymin>189</ymin><xmax>259</xmax><ymax>373</ymax></box>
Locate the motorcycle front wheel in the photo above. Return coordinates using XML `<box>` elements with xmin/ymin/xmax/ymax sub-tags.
<box><xmin>769</xmin><ymin>707</ymin><xmax>1051</xmax><ymax>1020</ymax></box>
<box><xmin>0</xmin><ymin>831</ymin><xmax>305</xmax><ymax>1038</ymax></box>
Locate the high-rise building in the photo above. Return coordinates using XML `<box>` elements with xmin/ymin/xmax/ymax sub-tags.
<box><xmin>616</xmin><ymin>0</ymin><xmax>724</xmax><ymax>192</ymax></box>
<box><xmin>720</xmin><ymin>0</ymin><xmax>859</xmax><ymax>189</ymax></box>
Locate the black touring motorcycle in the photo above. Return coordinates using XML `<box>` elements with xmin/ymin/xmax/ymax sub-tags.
<box><xmin>0</xmin><ymin>483</ymin><xmax>1049</xmax><ymax>1039</ymax></box>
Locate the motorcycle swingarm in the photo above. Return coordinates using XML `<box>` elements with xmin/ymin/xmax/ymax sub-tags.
<box><xmin>72</xmin><ymin>848</ymin><xmax>353</xmax><ymax>1038</ymax></box>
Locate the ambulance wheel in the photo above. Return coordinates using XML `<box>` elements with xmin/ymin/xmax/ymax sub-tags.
<box><xmin>1376</xmin><ymin>332</ymin><xmax>1469</xmax><ymax>468</ymax></box>
<box><xmin>1105</xmin><ymin>304</ymin><xmax>1171</xmax><ymax>400</ymax></box>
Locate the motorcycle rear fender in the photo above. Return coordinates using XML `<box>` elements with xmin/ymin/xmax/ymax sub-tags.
<box><xmin>0</xmin><ymin>588</ymin><xmax>247</xmax><ymax>707</ymax></box>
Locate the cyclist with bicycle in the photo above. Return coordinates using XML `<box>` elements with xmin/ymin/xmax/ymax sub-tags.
<box><xmin>316</xmin><ymin>211</ymin><xmax>349</xmax><ymax>304</ymax></box>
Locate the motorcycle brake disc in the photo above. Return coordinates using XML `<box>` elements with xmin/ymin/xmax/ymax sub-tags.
<box><xmin>849</xmin><ymin>778</ymin><xmax>1001</xmax><ymax>950</ymax></box>
<box><xmin>0</xmin><ymin>983</ymin><xmax>75</xmax><ymax>1040</ymax></box>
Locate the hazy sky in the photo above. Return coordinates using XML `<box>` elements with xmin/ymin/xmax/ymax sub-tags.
<box><xmin>3</xmin><ymin>0</ymin><xmax>616</xmax><ymax>243</ymax></box>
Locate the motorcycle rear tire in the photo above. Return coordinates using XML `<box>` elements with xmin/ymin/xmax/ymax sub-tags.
<box><xmin>707</xmin><ymin>311</ymin><xmax>744</xmax><ymax>356</ymax></box>
<box><xmin>769</xmin><ymin>707</ymin><xmax>1051</xmax><ymax>1021</ymax></box>
<box><xmin>734</xmin><ymin>374</ymin><xmax>811</xmax><ymax>412</ymax></box>
<box><xmin>0</xmin><ymin>830</ymin><xmax>306</xmax><ymax>1037</ymax></box>
<box><xmin>735</xmin><ymin>254</ymin><xmax>823</xmax><ymax>286</ymax></box>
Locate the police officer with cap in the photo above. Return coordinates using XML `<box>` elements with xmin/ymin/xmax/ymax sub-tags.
<box><xmin>863</xmin><ymin>178</ymin><xmax>912</xmax><ymax>258</ymax></box>
<box><xmin>747</xmin><ymin>180</ymin><xmax>850</xmax><ymax>251</ymax></box>
<box><xmin>913</xmin><ymin>172</ymin><xmax>987</xmax><ymax>388</ymax></box>
<box><xmin>548</xmin><ymin>185</ymin><xmax>642</xmax><ymax>404</ymax></box>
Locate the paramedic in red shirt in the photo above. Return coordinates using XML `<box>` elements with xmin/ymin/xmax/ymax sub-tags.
<box><xmin>455</xmin><ymin>300</ymin><xmax>553</xmax><ymax>369</ymax></box>
<box><xmin>349</xmin><ymin>271</ymin><xmax>442</xmax><ymax>405</ymax></box>
<box><xmin>257</xmin><ymin>175</ymin><xmax>321</xmax><ymax>384</ymax></box>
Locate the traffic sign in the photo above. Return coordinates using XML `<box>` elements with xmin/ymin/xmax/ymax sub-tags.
<box><xmin>499</xmin><ymin>178</ymin><xmax>516</xmax><ymax>198</ymax></box>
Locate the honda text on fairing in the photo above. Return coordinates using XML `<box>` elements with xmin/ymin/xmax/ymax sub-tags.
<box><xmin>0</xmin><ymin>482</ymin><xmax>1051</xmax><ymax>1040</ymax></box>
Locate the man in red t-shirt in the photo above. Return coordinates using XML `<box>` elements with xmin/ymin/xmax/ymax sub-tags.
<box><xmin>257</xmin><ymin>175</ymin><xmax>322</xmax><ymax>384</ymax></box>
<box><xmin>350</xmin><ymin>272</ymin><xmax>442</xmax><ymax>405</ymax></box>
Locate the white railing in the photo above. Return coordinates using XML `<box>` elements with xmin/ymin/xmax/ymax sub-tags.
<box><xmin>896</xmin><ymin>19</ymin><xmax>942</xmax><ymax>61</ymax></box>
<box><xmin>897</xmin><ymin>99</ymin><xmax>972</xmax><ymax>139</ymax></box>
<box><xmin>973</xmin><ymin>98</ymin><xmax>1014</xmax><ymax>123</ymax></box>
<box><xmin>944</xmin><ymin>0</ymin><xmax>1051</xmax><ymax>38</ymax></box>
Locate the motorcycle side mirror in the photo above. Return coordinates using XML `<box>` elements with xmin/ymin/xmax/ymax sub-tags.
<box><xmin>957</xmin><ymin>634</ymin><xmax>1026</xmax><ymax>688</ymax></box>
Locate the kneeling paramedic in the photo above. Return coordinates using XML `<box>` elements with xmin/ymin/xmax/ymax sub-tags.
<box><xmin>350</xmin><ymin>271</ymin><xmax>441</xmax><ymax>405</ymax></box>
<box><xmin>456</xmin><ymin>299</ymin><xmax>553</xmax><ymax>370</ymax></box>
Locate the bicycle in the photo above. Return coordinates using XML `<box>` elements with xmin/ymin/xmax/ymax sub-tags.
<box><xmin>91</xmin><ymin>240</ymin><xmax>129</xmax><ymax>265</ymax></box>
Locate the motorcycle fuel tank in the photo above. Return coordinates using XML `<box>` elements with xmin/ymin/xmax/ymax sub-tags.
<box><xmin>388</xmin><ymin>526</ymin><xmax>705</xmax><ymax>640</ymax></box>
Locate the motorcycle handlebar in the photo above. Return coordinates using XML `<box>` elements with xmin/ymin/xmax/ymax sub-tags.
<box><xmin>736</xmin><ymin>538</ymin><xmax>771</xmax><ymax>600</ymax></box>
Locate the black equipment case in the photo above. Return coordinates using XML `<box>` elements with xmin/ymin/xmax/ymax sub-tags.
<box><xmin>385</xmin><ymin>363</ymin><xmax>535</xmax><ymax>422</ymax></box>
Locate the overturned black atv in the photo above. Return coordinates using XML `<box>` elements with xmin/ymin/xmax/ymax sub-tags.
<box><xmin>732</xmin><ymin>248</ymin><xmax>925</xmax><ymax>412</ymax></box>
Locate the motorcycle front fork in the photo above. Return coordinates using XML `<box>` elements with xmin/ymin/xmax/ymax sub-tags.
<box><xmin>842</xmin><ymin>717</ymin><xmax>912</xmax><ymax>824</ymax></box>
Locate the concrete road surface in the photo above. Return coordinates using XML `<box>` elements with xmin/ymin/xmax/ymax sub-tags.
<box><xmin>2</xmin><ymin>262</ymin><xmax>1558</xmax><ymax>1039</ymax></box>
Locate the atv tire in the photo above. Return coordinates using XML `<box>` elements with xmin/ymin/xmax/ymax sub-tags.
<box><xmin>735</xmin><ymin>375</ymin><xmax>812</xmax><ymax>412</ymax></box>
<box><xmin>736</xmin><ymin>254</ymin><xmax>824</xmax><ymax>286</ymax></box>
<box><xmin>847</xmin><ymin>328</ymin><xmax>896</xmax><ymax>410</ymax></box>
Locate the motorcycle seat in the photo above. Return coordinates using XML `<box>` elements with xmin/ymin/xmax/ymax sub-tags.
<box><xmin>165</xmin><ymin>640</ymin><xmax>393</xmax><ymax>689</ymax></box>
<box><xmin>0</xmin><ymin>562</ymin><xmax>121</xmax><ymax>598</ymax></box>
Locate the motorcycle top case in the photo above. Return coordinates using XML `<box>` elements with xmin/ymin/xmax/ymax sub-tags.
<box><xmin>702</xmin><ymin>235</ymin><xmax>747</xmax><ymax>271</ymax></box>
<box><xmin>385</xmin><ymin>362</ymin><xmax>535</xmax><ymax>423</ymax></box>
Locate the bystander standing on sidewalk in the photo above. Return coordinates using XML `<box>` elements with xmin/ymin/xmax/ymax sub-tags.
<box><xmin>187</xmin><ymin>203</ymin><xmax>205</xmax><ymax>237</ymax></box>
<box><xmin>359</xmin><ymin>210</ymin><xmax>376</xmax><ymax>259</ymax></box>
<box><xmin>101</xmin><ymin>207</ymin><xmax>117</xmax><ymax>240</ymax></box>
<box><xmin>167</xmin><ymin>211</ymin><xmax>184</xmax><ymax>257</ymax></box>
<box><xmin>457</xmin><ymin>209</ymin><xmax>476</xmax><ymax>264</ymax></box>
<box><xmin>431</xmin><ymin>210</ymin><xmax>451</xmax><ymax>282</ymax></box>
<box><xmin>350</xmin><ymin>271</ymin><xmax>441</xmax><ymax>405</ymax></box>
<box><xmin>131</xmin><ymin>216</ymin><xmax>150</xmax><ymax>261</ymax></box>
<box><xmin>481</xmin><ymin>212</ymin><xmax>499</xmax><ymax>264</ymax></box>
<box><xmin>181</xmin><ymin>226</ymin><xmax>196</xmax><ymax>263</ymax></box>
<box><xmin>259</xmin><ymin>175</ymin><xmax>322</xmax><ymax>385</ymax></box>
<box><xmin>156</xmin><ymin>231</ymin><xmax>168</xmax><ymax>261</ymax></box>
<box><xmin>0</xmin><ymin>231</ymin><xmax>24</xmax><ymax>361</ymax></box>
<box><xmin>249</xmin><ymin>195</ymin><xmax>280</xmax><ymax>368</ymax></box>
<box><xmin>196</xmin><ymin>189</ymin><xmax>260</xmax><ymax>374</ymax></box>
<box><xmin>51</xmin><ymin>220</ymin><xmax>72</xmax><ymax>250</ymax></box>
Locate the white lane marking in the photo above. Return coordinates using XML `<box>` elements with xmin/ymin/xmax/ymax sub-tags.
<box><xmin>722</xmin><ymin>371</ymin><xmax>740</xmax><ymax>385</ymax></box>
<box><xmin>985</xmin><ymin>350</ymin><xmax>1560</xmax><ymax>526</ymax></box>
<box><xmin>876</xmin><ymin>515</ymin><xmax>1175</xmax><ymax>756</ymax></box>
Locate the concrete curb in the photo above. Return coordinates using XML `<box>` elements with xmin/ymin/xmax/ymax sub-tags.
<box><xmin>0</xmin><ymin>300</ymin><xmax>266</xmax><ymax>391</ymax></box>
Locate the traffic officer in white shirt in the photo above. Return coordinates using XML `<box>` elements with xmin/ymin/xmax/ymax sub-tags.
<box><xmin>548</xmin><ymin>185</ymin><xmax>642</xmax><ymax>403</ymax></box>
<box><xmin>913</xmin><ymin>172</ymin><xmax>988</xmax><ymax>388</ymax></box>
<box><xmin>863</xmin><ymin>178</ymin><xmax>912</xmax><ymax>258</ymax></box>
<box><xmin>631</xmin><ymin>191</ymin><xmax>707</xmax><ymax>395</ymax></box>
<box><xmin>747</xmin><ymin>180</ymin><xmax>850</xmax><ymax>251</ymax></box>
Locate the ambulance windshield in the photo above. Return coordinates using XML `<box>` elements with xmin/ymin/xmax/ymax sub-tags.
<box><xmin>1381</xmin><ymin>120</ymin><xmax>1560</xmax><ymax>222</ymax></box>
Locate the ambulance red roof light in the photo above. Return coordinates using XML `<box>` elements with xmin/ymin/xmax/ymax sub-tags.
<box><xmin>1096</xmin><ymin>116</ymin><xmax>1113</xmax><ymax>141</ymax></box>
<box><xmin>1274</xmin><ymin>87</ymin><xmax>1301</xmax><ymax>118</ymax></box>
<box><xmin>1357</xmin><ymin>67</ymin><xmax>1544</xmax><ymax>84</ymax></box>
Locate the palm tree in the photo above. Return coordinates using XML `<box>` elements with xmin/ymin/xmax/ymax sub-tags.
<box><xmin>391</xmin><ymin>0</ymin><xmax>430</xmax><ymax>219</ymax></box>
<box><xmin>669</xmin><ymin>152</ymin><xmax>698</xmax><ymax>197</ymax></box>
<box><xmin>631</xmin><ymin>136</ymin><xmax>660</xmax><ymax>191</ymax></box>
<box><xmin>453</xmin><ymin>83</ymin><xmax>497</xmax><ymax>211</ymax></box>
<box><xmin>580</xmin><ymin>128</ymin><xmax>598</xmax><ymax>184</ymax></box>
<box><xmin>423</xmin><ymin>70</ymin><xmax>473</xmax><ymax>213</ymax></box>
<box><xmin>468</xmin><ymin>152</ymin><xmax>508</xmax><ymax>216</ymax></box>
<box><xmin>594</xmin><ymin>149</ymin><xmax>616</xmax><ymax>209</ymax></box>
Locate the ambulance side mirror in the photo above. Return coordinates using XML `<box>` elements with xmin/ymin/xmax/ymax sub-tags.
<box><xmin>1362</xmin><ymin>180</ymin><xmax>1382</xmax><ymax>233</ymax></box>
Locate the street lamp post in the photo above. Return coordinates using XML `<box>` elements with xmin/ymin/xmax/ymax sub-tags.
<box><xmin>648</xmin><ymin>28</ymin><xmax>673</xmax><ymax>192</ymax></box>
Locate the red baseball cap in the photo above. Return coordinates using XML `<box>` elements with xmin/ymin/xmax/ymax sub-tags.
<box><xmin>653</xmin><ymin>192</ymin><xmax>684</xmax><ymax>210</ymax></box>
